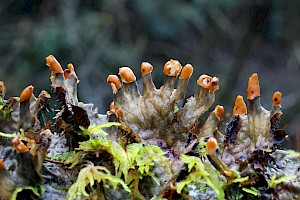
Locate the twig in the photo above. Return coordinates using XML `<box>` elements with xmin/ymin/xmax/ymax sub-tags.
<box><xmin>44</xmin><ymin>157</ymin><xmax>65</xmax><ymax>165</ymax></box>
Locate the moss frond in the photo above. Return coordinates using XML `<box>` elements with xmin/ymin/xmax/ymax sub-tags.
<box><xmin>47</xmin><ymin>151</ymin><xmax>84</xmax><ymax>168</ymax></box>
<box><xmin>267</xmin><ymin>175</ymin><xmax>296</xmax><ymax>188</ymax></box>
<box><xmin>0</xmin><ymin>132</ymin><xmax>17</xmax><ymax>138</ymax></box>
<box><xmin>0</xmin><ymin>97</ymin><xmax>11</xmax><ymax>118</ymax></box>
<box><xmin>66</xmin><ymin>165</ymin><xmax>130</xmax><ymax>200</ymax></box>
<box><xmin>11</xmin><ymin>185</ymin><xmax>44</xmax><ymax>200</ymax></box>
<box><xmin>77</xmin><ymin>126</ymin><xmax>171</xmax><ymax>186</ymax></box>
<box><xmin>176</xmin><ymin>155</ymin><xmax>225</xmax><ymax>200</ymax></box>
<box><xmin>127</xmin><ymin>143</ymin><xmax>171</xmax><ymax>184</ymax></box>
<box><xmin>79</xmin><ymin>122</ymin><xmax>120</xmax><ymax>137</ymax></box>
<box><xmin>242</xmin><ymin>187</ymin><xmax>260</xmax><ymax>196</ymax></box>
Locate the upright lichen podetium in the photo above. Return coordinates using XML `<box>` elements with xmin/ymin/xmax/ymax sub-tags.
<box><xmin>223</xmin><ymin>73</ymin><xmax>285</xmax><ymax>170</ymax></box>
<box><xmin>107</xmin><ymin>60</ymin><xmax>220</xmax><ymax>152</ymax></box>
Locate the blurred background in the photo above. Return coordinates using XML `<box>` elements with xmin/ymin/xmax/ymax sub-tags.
<box><xmin>0</xmin><ymin>0</ymin><xmax>299</xmax><ymax>150</ymax></box>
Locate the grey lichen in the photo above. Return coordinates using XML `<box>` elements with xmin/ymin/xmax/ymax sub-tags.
<box><xmin>0</xmin><ymin>55</ymin><xmax>299</xmax><ymax>200</ymax></box>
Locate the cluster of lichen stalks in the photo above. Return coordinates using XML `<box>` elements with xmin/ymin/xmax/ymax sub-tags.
<box><xmin>0</xmin><ymin>55</ymin><xmax>299</xmax><ymax>200</ymax></box>
<box><xmin>107</xmin><ymin>60</ymin><xmax>221</xmax><ymax>151</ymax></box>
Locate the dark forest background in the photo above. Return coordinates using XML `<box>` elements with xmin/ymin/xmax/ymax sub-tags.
<box><xmin>0</xmin><ymin>0</ymin><xmax>299</xmax><ymax>150</ymax></box>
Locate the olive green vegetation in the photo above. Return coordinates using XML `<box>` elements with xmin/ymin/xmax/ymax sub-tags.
<box><xmin>0</xmin><ymin>0</ymin><xmax>300</xmax><ymax>149</ymax></box>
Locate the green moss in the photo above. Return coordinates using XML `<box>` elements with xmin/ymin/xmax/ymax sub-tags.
<box><xmin>79</xmin><ymin>122</ymin><xmax>120</xmax><ymax>137</ymax></box>
<box><xmin>287</xmin><ymin>150</ymin><xmax>300</xmax><ymax>157</ymax></box>
<box><xmin>267</xmin><ymin>175</ymin><xmax>296</xmax><ymax>189</ymax></box>
<box><xmin>197</xmin><ymin>137</ymin><xmax>207</xmax><ymax>157</ymax></box>
<box><xmin>11</xmin><ymin>185</ymin><xmax>45</xmax><ymax>200</ymax></box>
<box><xmin>176</xmin><ymin>155</ymin><xmax>225</xmax><ymax>200</ymax></box>
<box><xmin>70</xmin><ymin>123</ymin><xmax>172</xmax><ymax>199</ymax></box>
<box><xmin>47</xmin><ymin>151</ymin><xmax>84</xmax><ymax>168</ymax></box>
<box><xmin>126</xmin><ymin>143</ymin><xmax>171</xmax><ymax>184</ymax></box>
<box><xmin>66</xmin><ymin>165</ymin><xmax>130</xmax><ymax>200</ymax></box>
<box><xmin>0</xmin><ymin>97</ymin><xmax>4</xmax><ymax>109</ymax></box>
<box><xmin>242</xmin><ymin>187</ymin><xmax>260</xmax><ymax>196</ymax></box>
<box><xmin>0</xmin><ymin>97</ymin><xmax>11</xmax><ymax>118</ymax></box>
<box><xmin>231</xmin><ymin>168</ymin><xmax>249</xmax><ymax>183</ymax></box>
<box><xmin>0</xmin><ymin>132</ymin><xmax>17</xmax><ymax>138</ymax></box>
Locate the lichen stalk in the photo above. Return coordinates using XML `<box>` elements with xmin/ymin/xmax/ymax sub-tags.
<box><xmin>175</xmin><ymin>64</ymin><xmax>194</xmax><ymax>102</ymax></box>
<box><xmin>201</xmin><ymin>105</ymin><xmax>224</xmax><ymax>138</ymax></box>
<box><xmin>247</xmin><ymin>73</ymin><xmax>272</xmax><ymax>148</ymax></box>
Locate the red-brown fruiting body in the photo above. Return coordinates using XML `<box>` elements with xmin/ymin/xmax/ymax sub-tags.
<box><xmin>107</xmin><ymin>75</ymin><xmax>121</xmax><ymax>89</ymax></box>
<box><xmin>67</xmin><ymin>63</ymin><xmax>74</xmax><ymax>72</ymax></box>
<box><xmin>233</xmin><ymin>95</ymin><xmax>247</xmax><ymax>115</ymax></box>
<box><xmin>209</xmin><ymin>77</ymin><xmax>219</xmax><ymax>92</ymax></box>
<box><xmin>64</xmin><ymin>69</ymin><xmax>72</xmax><ymax>79</ymax></box>
<box><xmin>0</xmin><ymin>159</ymin><xmax>5</xmax><ymax>169</ymax></box>
<box><xmin>63</xmin><ymin>63</ymin><xmax>76</xmax><ymax>80</ymax></box>
<box><xmin>141</xmin><ymin>62</ymin><xmax>153</xmax><ymax>77</ymax></box>
<box><xmin>197</xmin><ymin>75</ymin><xmax>212</xmax><ymax>89</ymax></box>
<box><xmin>12</xmin><ymin>137</ymin><xmax>28</xmax><ymax>153</ymax></box>
<box><xmin>67</xmin><ymin>63</ymin><xmax>80</xmax><ymax>82</ymax></box>
<box><xmin>20</xmin><ymin>85</ymin><xmax>34</xmax><ymax>102</ymax></box>
<box><xmin>247</xmin><ymin>73</ymin><xmax>260</xmax><ymax>100</ymax></box>
<box><xmin>109</xmin><ymin>102</ymin><xmax>115</xmax><ymax>112</ymax></box>
<box><xmin>179</xmin><ymin>64</ymin><xmax>194</xmax><ymax>79</ymax></box>
<box><xmin>119</xmin><ymin>67</ymin><xmax>136</xmax><ymax>83</ymax></box>
<box><xmin>45</xmin><ymin>55</ymin><xmax>64</xmax><ymax>74</ymax></box>
<box><xmin>215</xmin><ymin>105</ymin><xmax>224</xmax><ymax>121</ymax></box>
<box><xmin>163</xmin><ymin>59</ymin><xmax>182</xmax><ymax>76</ymax></box>
<box><xmin>206</xmin><ymin>137</ymin><xmax>218</xmax><ymax>156</ymax></box>
<box><xmin>272</xmin><ymin>91</ymin><xmax>282</xmax><ymax>106</ymax></box>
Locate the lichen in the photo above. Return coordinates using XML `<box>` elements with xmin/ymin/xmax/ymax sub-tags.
<box><xmin>0</xmin><ymin>55</ymin><xmax>299</xmax><ymax>200</ymax></box>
